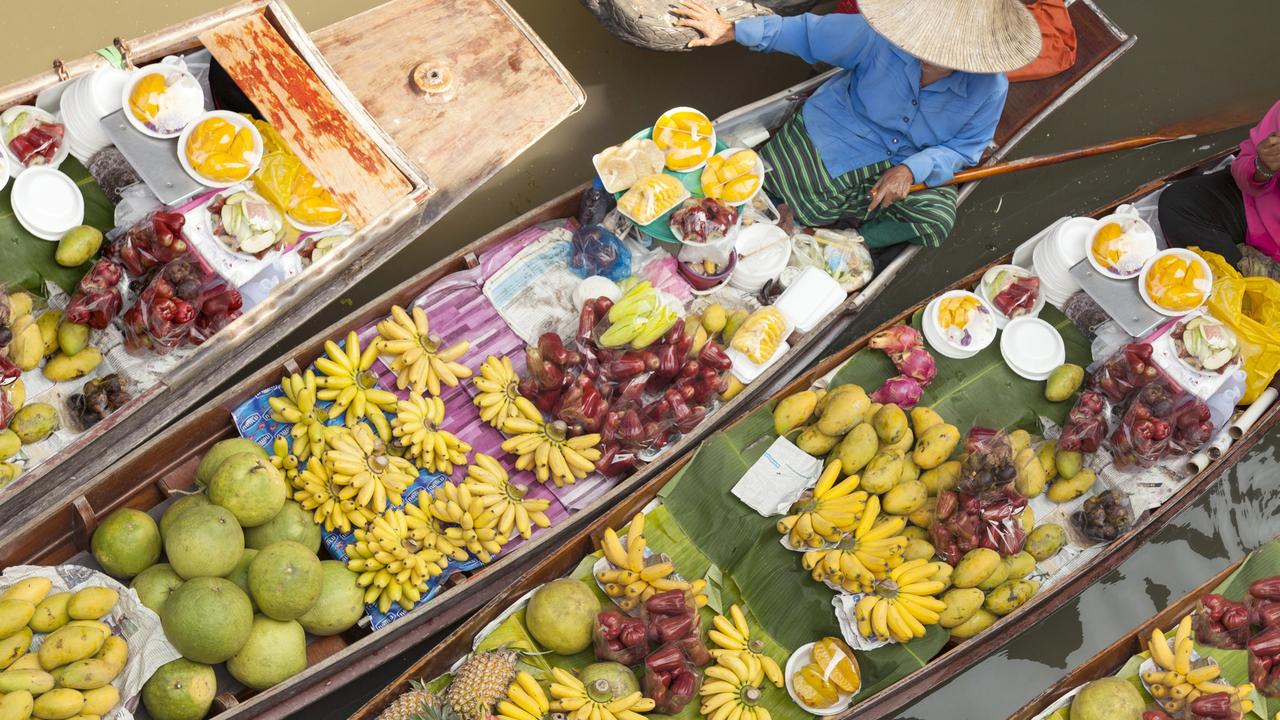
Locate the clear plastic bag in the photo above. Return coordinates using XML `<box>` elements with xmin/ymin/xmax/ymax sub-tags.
<box><xmin>1070</xmin><ymin>489</ymin><xmax>1133</xmax><ymax>543</ymax></box>
<box><xmin>1195</xmin><ymin>593</ymin><xmax>1249</xmax><ymax>650</ymax></box>
<box><xmin>187</xmin><ymin>280</ymin><xmax>243</xmax><ymax>345</ymax></box>
<box><xmin>668</xmin><ymin>197</ymin><xmax>738</xmax><ymax>244</ymax></box>
<box><xmin>729</xmin><ymin>306</ymin><xmax>788</xmax><ymax>364</ymax></box>
<box><xmin>121</xmin><ymin>258</ymin><xmax>208</xmax><ymax>355</ymax></box>
<box><xmin>64</xmin><ymin>258</ymin><xmax>125</xmax><ymax>330</ymax></box>
<box><xmin>109</xmin><ymin>211</ymin><xmax>190</xmax><ymax>278</ymax></box>
<box><xmin>252</xmin><ymin>119</ymin><xmax>344</xmax><ymax>229</ymax></box>
<box><xmin>643</xmin><ymin>643</ymin><xmax>702</xmax><ymax>714</ymax></box>
<box><xmin>593</xmin><ymin>609</ymin><xmax>649</xmax><ymax>666</ymax></box>
<box><xmin>1248</xmin><ymin>627</ymin><xmax>1280</xmax><ymax>696</ymax></box>
<box><xmin>791</xmin><ymin>229</ymin><xmax>874</xmax><ymax>292</ymax></box>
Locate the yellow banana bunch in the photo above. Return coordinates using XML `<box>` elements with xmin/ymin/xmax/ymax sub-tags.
<box><xmin>502</xmin><ymin>405</ymin><xmax>602</xmax><ymax>487</ymax></box>
<box><xmin>270</xmin><ymin>435</ymin><xmax>301</xmax><ymax>485</ymax></box>
<box><xmin>314</xmin><ymin>330</ymin><xmax>398</xmax><ymax>437</ymax></box>
<box><xmin>473</xmin><ymin>355</ymin><xmax>524</xmax><ymax>429</ymax></box>
<box><xmin>596</xmin><ymin>513</ymin><xmax>708</xmax><ymax>612</ymax></box>
<box><xmin>549</xmin><ymin>666</ymin><xmax>656</xmax><ymax>720</ymax></box>
<box><xmin>464</xmin><ymin>453</ymin><xmax>552</xmax><ymax>539</ymax></box>
<box><xmin>377</xmin><ymin>304</ymin><xmax>472</xmax><ymax>397</ymax></box>
<box><xmin>854</xmin><ymin>558</ymin><xmax>948</xmax><ymax>644</ymax></box>
<box><xmin>391</xmin><ymin>393</ymin><xmax>472</xmax><ymax>474</ymax></box>
<box><xmin>268</xmin><ymin>370</ymin><xmax>329</xmax><ymax>461</ymax></box>
<box><xmin>700</xmin><ymin>651</ymin><xmax>772</xmax><ymax>720</ymax></box>
<box><xmin>776</xmin><ymin>461</ymin><xmax>867</xmax><ymax>548</ymax></box>
<box><xmin>707</xmin><ymin>605</ymin><xmax>784</xmax><ymax>688</ymax></box>
<box><xmin>428</xmin><ymin>481</ymin><xmax>508</xmax><ymax>563</ymax></box>
<box><xmin>801</xmin><ymin>496</ymin><xmax>907</xmax><ymax>593</ymax></box>
<box><xmin>292</xmin><ymin>450</ymin><xmax>375</xmax><ymax>533</ymax></box>
<box><xmin>497</xmin><ymin>672</ymin><xmax>550</xmax><ymax>720</ymax></box>
<box><xmin>346</xmin><ymin>508</ymin><xmax>448</xmax><ymax>613</ymax></box>
<box><xmin>325</xmin><ymin>424</ymin><xmax>418</xmax><ymax>514</ymax></box>
<box><xmin>403</xmin><ymin>495</ymin><xmax>470</xmax><ymax>563</ymax></box>
<box><xmin>1143</xmin><ymin>615</ymin><xmax>1254</xmax><ymax>715</ymax></box>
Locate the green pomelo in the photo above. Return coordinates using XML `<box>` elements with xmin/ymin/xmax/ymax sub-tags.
<box><xmin>164</xmin><ymin>505</ymin><xmax>244</xmax><ymax>579</ymax></box>
<box><xmin>248</xmin><ymin>541</ymin><xmax>322</xmax><ymax>621</ymax></box>
<box><xmin>160</xmin><ymin>577</ymin><xmax>253</xmax><ymax>664</ymax></box>
<box><xmin>209</xmin><ymin>453</ymin><xmax>286</xmax><ymax>528</ymax></box>
<box><xmin>226</xmin><ymin>615</ymin><xmax>307</xmax><ymax>690</ymax></box>
<box><xmin>298</xmin><ymin>561</ymin><xmax>365</xmax><ymax>636</ymax></box>
<box><xmin>1069</xmin><ymin>677</ymin><xmax>1145</xmax><ymax>720</ymax></box>
<box><xmin>245</xmin><ymin>501</ymin><xmax>321</xmax><ymax>552</ymax></box>
<box><xmin>90</xmin><ymin>508</ymin><xmax>161</xmax><ymax>580</ymax></box>
<box><xmin>159</xmin><ymin>495</ymin><xmax>210</xmax><ymax>540</ymax></box>
<box><xmin>196</xmin><ymin>438</ymin><xmax>267</xmax><ymax>487</ymax></box>
<box><xmin>525</xmin><ymin>578</ymin><xmax>600</xmax><ymax>655</ymax></box>
<box><xmin>579</xmin><ymin>662</ymin><xmax>640</xmax><ymax>699</ymax></box>
<box><xmin>142</xmin><ymin>658</ymin><xmax>217</xmax><ymax>720</ymax></box>
<box><xmin>130</xmin><ymin>564</ymin><xmax>184</xmax><ymax>615</ymax></box>
<box><xmin>224</xmin><ymin>548</ymin><xmax>259</xmax><ymax>611</ymax></box>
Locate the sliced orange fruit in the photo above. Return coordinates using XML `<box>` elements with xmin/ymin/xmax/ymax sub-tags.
<box><xmin>811</xmin><ymin>637</ymin><xmax>860</xmax><ymax>693</ymax></box>
<box><xmin>794</xmin><ymin>662</ymin><xmax>841</xmax><ymax>708</ymax></box>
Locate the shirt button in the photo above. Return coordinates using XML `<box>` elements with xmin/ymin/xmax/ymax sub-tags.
<box><xmin>912</xmin><ymin>100</ymin><xmax>918</xmax><ymax>106</ymax></box>
<box><xmin>886</xmin><ymin>150</ymin><xmax>892</xmax><ymax>157</ymax></box>
<box><xmin>892</xmin><ymin>138</ymin><xmax>898</xmax><ymax>144</ymax></box>
<box><xmin>903</xmin><ymin>116</ymin><xmax>910</xmax><ymax>123</ymax></box>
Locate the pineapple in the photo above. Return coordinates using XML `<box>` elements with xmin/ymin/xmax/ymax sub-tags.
<box><xmin>444</xmin><ymin>650</ymin><xmax>520</xmax><ymax>720</ymax></box>
<box><xmin>378</xmin><ymin>680</ymin><xmax>447</xmax><ymax>720</ymax></box>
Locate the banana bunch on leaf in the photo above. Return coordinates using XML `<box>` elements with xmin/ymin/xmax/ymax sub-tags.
<box><xmin>777</xmin><ymin>461</ymin><xmax>867</xmax><ymax>548</ymax></box>
<box><xmin>801</xmin><ymin>496</ymin><xmax>907</xmax><ymax>593</ymax></box>
<box><xmin>707</xmin><ymin>605</ymin><xmax>784</xmax><ymax>687</ymax></box>
<box><xmin>377</xmin><ymin>304</ymin><xmax>472</xmax><ymax>396</ymax></box>
<box><xmin>701</xmin><ymin>651</ymin><xmax>773</xmax><ymax>720</ymax></box>
<box><xmin>596</xmin><ymin>513</ymin><xmax>707</xmax><ymax>612</ymax></box>
<box><xmin>391</xmin><ymin>393</ymin><xmax>471</xmax><ymax>474</ymax></box>
<box><xmin>550</xmin><ymin>667</ymin><xmax>656</xmax><ymax>720</ymax></box>
<box><xmin>315</xmin><ymin>330</ymin><xmax>398</xmax><ymax>438</ymax></box>
<box><xmin>854</xmin><ymin>558</ymin><xmax>948</xmax><ymax>644</ymax></box>
<box><xmin>1144</xmin><ymin>615</ymin><xmax>1255</xmax><ymax>715</ymax></box>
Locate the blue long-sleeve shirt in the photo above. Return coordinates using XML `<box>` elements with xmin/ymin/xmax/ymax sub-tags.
<box><xmin>735</xmin><ymin>13</ymin><xmax>1009</xmax><ymax>186</ymax></box>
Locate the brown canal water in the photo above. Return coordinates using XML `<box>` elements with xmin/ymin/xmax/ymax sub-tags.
<box><xmin>4</xmin><ymin>1</ymin><xmax>1280</xmax><ymax>718</ymax></box>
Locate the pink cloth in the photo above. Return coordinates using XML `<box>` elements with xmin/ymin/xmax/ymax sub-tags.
<box><xmin>1231</xmin><ymin>100</ymin><xmax>1280</xmax><ymax>259</ymax></box>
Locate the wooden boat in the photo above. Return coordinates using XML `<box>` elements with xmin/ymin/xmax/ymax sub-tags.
<box><xmin>349</xmin><ymin>149</ymin><xmax>1280</xmax><ymax>720</ymax></box>
<box><xmin>1010</xmin><ymin>559</ymin><xmax>1243</xmax><ymax>720</ymax></box>
<box><xmin>0</xmin><ymin>0</ymin><xmax>1131</xmax><ymax>544</ymax></box>
<box><xmin>0</xmin><ymin>0</ymin><xmax>584</xmax><ymax>518</ymax></box>
<box><xmin>0</xmin><ymin>4</ymin><xmax>1130</xmax><ymax>719</ymax></box>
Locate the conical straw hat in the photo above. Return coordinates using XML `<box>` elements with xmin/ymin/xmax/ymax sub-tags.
<box><xmin>858</xmin><ymin>0</ymin><xmax>1043</xmax><ymax>74</ymax></box>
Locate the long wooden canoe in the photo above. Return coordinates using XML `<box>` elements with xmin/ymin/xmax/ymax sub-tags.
<box><xmin>0</xmin><ymin>5</ymin><xmax>1131</xmax><ymax>719</ymax></box>
<box><xmin>1010</xmin><ymin>559</ymin><xmax>1243</xmax><ymax>720</ymax></box>
<box><xmin>0</xmin><ymin>0</ymin><xmax>1131</xmax><ymax>546</ymax></box>
<box><xmin>0</xmin><ymin>0</ymin><xmax>584</xmax><ymax>518</ymax></box>
<box><xmin>350</xmin><ymin>150</ymin><xmax>1280</xmax><ymax>720</ymax></box>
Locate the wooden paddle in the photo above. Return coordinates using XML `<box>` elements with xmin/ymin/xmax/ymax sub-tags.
<box><xmin>908</xmin><ymin>110</ymin><xmax>1264</xmax><ymax>193</ymax></box>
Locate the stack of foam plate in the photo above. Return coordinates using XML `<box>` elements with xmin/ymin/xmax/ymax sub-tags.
<box><xmin>1033</xmin><ymin>216</ymin><xmax>1097</xmax><ymax>307</ymax></box>
<box><xmin>58</xmin><ymin>69</ymin><xmax>128</xmax><ymax>163</ymax></box>
<box><xmin>1000</xmin><ymin>316</ymin><xmax>1066</xmax><ymax>381</ymax></box>
<box><xmin>11</xmin><ymin>166</ymin><xmax>85</xmax><ymax>240</ymax></box>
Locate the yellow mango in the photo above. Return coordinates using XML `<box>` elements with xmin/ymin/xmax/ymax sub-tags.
<box><xmin>58</xmin><ymin>659</ymin><xmax>118</xmax><ymax>691</ymax></box>
<box><xmin>2</xmin><ymin>579</ymin><xmax>51</xmax><ymax>606</ymax></box>
<box><xmin>38</xmin><ymin>626</ymin><xmax>105</xmax><ymax>671</ymax></box>
<box><xmin>0</xmin><ymin>668</ymin><xmax>55</xmax><ymax>694</ymax></box>
<box><xmin>0</xmin><ymin>627</ymin><xmax>32</xmax><ymax>670</ymax></box>
<box><xmin>33</xmin><ymin>687</ymin><xmax>85</xmax><ymax>720</ymax></box>
<box><xmin>0</xmin><ymin>600</ymin><xmax>35</xmax><ymax>637</ymax></box>
<box><xmin>80</xmin><ymin>685</ymin><xmax>119</xmax><ymax>716</ymax></box>
<box><xmin>66</xmin><ymin>589</ymin><xmax>117</xmax><ymax>622</ymax></box>
<box><xmin>29</xmin><ymin>593</ymin><xmax>71</xmax><ymax>633</ymax></box>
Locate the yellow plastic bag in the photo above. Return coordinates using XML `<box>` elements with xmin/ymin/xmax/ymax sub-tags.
<box><xmin>251</xmin><ymin>120</ymin><xmax>344</xmax><ymax>229</ymax></box>
<box><xmin>1196</xmin><ymin>249</ymin><xmax>1280</xmax><ymax>403</ymax></box>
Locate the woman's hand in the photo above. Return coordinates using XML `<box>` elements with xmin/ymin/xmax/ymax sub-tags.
<box><xmin>1258</xmin><ymin>133</ymin><xmax>1280</xmax><ymax>177</ymax></box>
<box><xmin>868</xmin><ymin>166</ymin><xmax>915</xmax><ymax>213</ymax></box>
<box><xmin>672</xmin><ymin>0</ymin><xmax>735</xmax><ymax>48</ymax></box>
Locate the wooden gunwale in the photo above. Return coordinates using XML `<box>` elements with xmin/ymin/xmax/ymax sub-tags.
<box><xmin>1008</xmin><ymin>559</ymin><xmax>1242</xmax><ymax>720</ymax></box>
<box><xmin>351</xmin><ymin>149</ymin><xmax>1280</xmax><ymax>720</ymax></box>
<box><xmin>0</xmin><ymin>0</ymin><xmax>584</xmax><ymax>528</ymax></box>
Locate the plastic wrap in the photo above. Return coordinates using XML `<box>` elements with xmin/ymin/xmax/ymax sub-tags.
<box><xmin>1250</xmin><ymin>578</ymin><xmax>1280</xmax><ymax>631</ymax></box>
<box><xmin>730</xmin><ymin>306</ymin><xmax>788</xmax><ymax>364</ymax></box>
<box><xmin>64</xmin><ymin>258</ymin><xmax>125</xmax><ymax>330</ymax></box>
<box><xmin>642</xmin><ymin>589</ymin><xmax>703</xmax><ymax>647</ymax></box>
<box><xmin>569</xmin><ymin>225</ymin><xmax>631</xmax><ymax>281</ymax></box>
<box><xmin>930</xmin><ymin>430</ymin><xmax>1027</xmax><ymax>564</ymax></box>
<box><xmin>253</xmin><ymin>119</ymin><xmax>344</xmax><ymax>228</ymax></box>
<box><xmin>593</xmin><ymin>609</ymin><xmax>649</xmax><ymax>666</ymax></box>
<box><xmin>1070</xmin><ymin>489</ymin><xmax>1134</xmax><ymax>543</ymax></box>
<box><xmin>1195</xmin><ymin>593</ymin><xmax>1249</xmax><ymax>650</ymax></box>
<box><xmin>791</xmin><ymin>229</ymin><xmax>875</xmax><ymax>292</ymax></box>
<box><xmin>1110</xmin><ymin>378</ymin><xmax>1213</xmax><ymax>471</ymax></box>
<box><xmin>66</xmin><ymin>374</ymin><xmax>132</xmax><ymax>430</ymax></box>
<box><xmin>644</xmin><ymin>643</ymin><xmax>702</xmax><ymax>714</ymax></box>
<box><xmin>1186</xmin><ymin>692</ymin><xmax>1245</xmax><ymax>720</ymax></box>
<box><xmin>187</xmin><ymin>280</ymin><xmax>243</xmax><ymax>345</ymax></box>
<box><xmin>121</xmin><ymin>258</ymin><xmax>208</xmax><ymax>355</ymax></box>
<box><xmin>668</xmin><ymin>198</ymin><xmax>738</xmax><ymax>244</ymax></box>
<box><xmin>617</xmin><ymin>174</ymin><xmax>688</xmax><ymax>226</ymax></box>
<box><xmin>1248</xmin><ymin>626</ymin><xmax>1280</xmax><ymax>696</ymax></box>
<box><xmin>109</xmin><ymin>210</ymin><xmax>190</xmax><ymax>277</ymax></box>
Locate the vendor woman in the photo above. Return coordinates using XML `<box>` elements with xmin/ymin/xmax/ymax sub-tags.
<box><xmin>671</xmin><ymin>0</ymin><xmax>1042</xmax><ymax>248</ymax></box>
<box><xmin>1159</xmin><ymin>100</ymin><xmax>1280</xmax><ymax>277</ymax></box>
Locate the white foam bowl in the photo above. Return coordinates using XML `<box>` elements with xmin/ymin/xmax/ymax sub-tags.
<box><xmin>11</xmin><ymin>166</ymin><xmax>84</xmax><ymax>240</ymax></box>
<box><xmin>0</xmin><ymin>105</ymin><xmax>70</xmax><ymax>174</ymax></box>
<box><xmin>1137</xmin><ymin>248</ymin><xmax>1213</xmax><ymax>317</ymax></box>
<box><xmin>178</xmin><ymin>111</ymin><xmax>264</xmax><ymax>188</ymax></box>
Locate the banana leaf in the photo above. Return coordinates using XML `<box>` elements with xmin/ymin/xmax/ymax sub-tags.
<box><xmin>830</xmin><ymin>306</ymin><xmax>1091</xmax><ymax>432</ymax></box>
<box><xmin>0</xmin><ymin>159</ymin><xmax>114</xmax><ymax>295</ymax></box>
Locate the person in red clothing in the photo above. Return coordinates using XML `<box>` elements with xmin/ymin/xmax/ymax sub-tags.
<box><xmin>1159</xmin><ymin>100</ymin><xmax>1280</xmax><ymax>276</ymax></box>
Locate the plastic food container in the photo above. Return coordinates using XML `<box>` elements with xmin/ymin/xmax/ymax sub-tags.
<box><xmin>1138</xmin><ymin>248</ymin><xmax>1213</xmax><ymax>317</ymax></box>
<box><xmin>700</xmin><ymin>146</ymin><xmax>765</xmax><ymax>207</ymax></box>
<box><xmin>976</xmin><ymin>264</ymin><xmax>1045</xmax><ymax>329</ymax></box>
<box><xmin>1087</xmin><ymin>206</ymin><xmax>1158</xmax><ymax>279</ymax></box>
<box><xmin>774</xmin><ymin>266</ymin><xmax>847</xmax><ymax>333</ymax></box>
<box><xmin>121</xmin><ymin>62</ymin><xmax>205</xmax><ymax>138</ymax></box>
<box><xmin>923</xmin><ymin>290</ymin><xmax>997</xmax><ymax>360</ymax></box>
<box><xmin>678</xmin><ymin>250</ymin><xmax>737</xmax><ymax>293</ymax></box>
<box><xmin>785</xmin><ymin>642</ymin><xmax>856</xmax><ymax>716</ymax></box>
<box><xmin>11</xmin><ymin>166</ymin><xmax>85</xmax><ymax>240</ymax></box>
<box><xmin>178</xmin><ymin>111</ymin><xmax>264</xmax><ymax>188</ymax></box>
<box><xmin>0</xmin><ymin>105</ymin><xmax>70</xmax><ymax>174</ymax></box>
<box><xmin>651</xmin><ymin>106</ymin><xmax>715</xmax><ymax>174</ymax></box>
<box><xmin>730</xmin><ymin>223</ymin><xmax>791</xmax><ymax>292</ymax></box>
<box><xmin>999</xmin><ymin>316</ymin><xmax>1066</xmax><ymax>381</ymax></box>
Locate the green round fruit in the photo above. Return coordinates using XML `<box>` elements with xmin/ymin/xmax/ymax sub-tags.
<box><xmin>579</xmin><ymin>662</ymin><xmax>640</xmax><ymax>699</ymax></box>
<box><xmin>248</xmin><ymin>541</ymin><xmax>322</xmax><ymax>621</ymax></box>
<box><xmin>54</xmin><ymin>225</ymin><xmax>103</xmax><ymax>268</ymax></box>
<box><xmin>161</xmin><ymin>577</ymin><xmax>253</xmax><ymax>664</ymax></box>
<box><xmin>159</xmin><ymin>494</ymin><xmax>210</xmax><ymax>540</ymax></box>
<box><xmin>298</xmin><ymin>561</ymin><xmax>365</xmax><ymax>636</ymax></box>
<box><xmin>131</xmin><ymin>563</ymin><xmax>184</xmax><ymax>615</ymax></box>
<box><xmin>226</xmin><ymin>615</ymin><xmax>307</xmax><ymax>690</ymax></box>
<box><xmin>209</xmin><ymin>453</ymin><xmax>286</xmax><ymax>528</ymax></box>
<box><xmin>142</xmin><ymin>658</ymin><xmax>217</xmax><ymax>720</ymax></box>
<box><xmin>225</xmin><ymin>549</ymin><xmax>259</xmax><ymax>611</ymax></box>
<box><xmin>525</xmin><ymin>578</ymin><xmax>600</xmax><ymax>655</ymax></box>
<box><xmin>90</xmin><ymin>508</ymin><xmax>161</xmax><ymax>580</ymax></box>
<box><xmin>1069</xmin><ymin>677</ymin><xmax>1144</xmax><ymax>720</ymax></box>
<box><xmin>164</xmin><ymin>505</ymin><xmax>244</xmax><ymax>579</ymax></box>
<box><xmin>245</xmin><ymin>501</ymin><xmax>321</xmax><ymax>552</ymax></box>
<box><xmin>196</xmin><ymin>438</ymin><xmax>268</xmax><ymax>487</ymax></box>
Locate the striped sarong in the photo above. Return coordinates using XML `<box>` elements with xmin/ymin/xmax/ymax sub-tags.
<box><xmin>759</xmin><ymin>113</ymin><xmax>959</xmax><ymax>247</ymax></box>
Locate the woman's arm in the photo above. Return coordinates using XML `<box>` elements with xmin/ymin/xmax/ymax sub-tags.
<box><xmin>1232</xmin><ymin>101</ymin><xmax>1280</xmax><ymax>197</ymax></box>
<box><xmin>672</xmin><ymin>1</ymin><xmax>871</xmax><ymax>67</ymax></box>
<box><xmin>901</xmin><ymin>79</ymin><xmax>1009</xmax><ymax>187</ymax></box>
